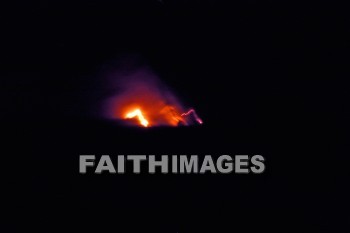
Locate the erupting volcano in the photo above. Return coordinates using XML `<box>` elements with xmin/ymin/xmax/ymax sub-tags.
<box><xmin>104</xmin><ymin>65</ymin><xmax>203</xmax><ymax>127</ymax></box>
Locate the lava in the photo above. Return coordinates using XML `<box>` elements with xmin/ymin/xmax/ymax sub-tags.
<box><xmin>125</xmin><ymin>109</ymin><xmax>149</xmax><ymax>127</ymax></box>
<box><xmin>104</xmin><ymin>65</ymin><xmax>203</xmax><ymax>127</ymax></box>
<box><xmin>181</xmin><ymin>108</ymin><xmax>203</xmax><ymax>125</ymax></box>
<box><xmin>123</xmin><ymin>106</ymin><xmax>203</xmax><ymax>127</ymax></box>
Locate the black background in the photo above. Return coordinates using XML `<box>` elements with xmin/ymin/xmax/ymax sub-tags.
<box><xmin>2</xmin><ymin>1</ymin><xmax>349</xmax><ymax>232</ymax></box>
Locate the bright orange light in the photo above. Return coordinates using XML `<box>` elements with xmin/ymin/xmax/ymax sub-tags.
<box><xmin>125</xmin><ymin>109</ymin><xmax>149</xmax><ymax>127</ymax></box>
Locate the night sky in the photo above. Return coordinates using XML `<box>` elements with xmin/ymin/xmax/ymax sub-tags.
<box><xmin>2</xmin><ymin>1</ymin><xmax>349</xmax><ymax>232</ymax></box>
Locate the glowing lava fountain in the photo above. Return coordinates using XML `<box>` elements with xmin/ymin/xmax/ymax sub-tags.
<box><xmin>125</xmin><ymin>109</ymin><xmax>149</xmax><ymax>127</ymax></box>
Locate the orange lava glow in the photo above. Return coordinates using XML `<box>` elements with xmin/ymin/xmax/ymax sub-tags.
<box><xmin>125</xmin><ymin>109</ymin><xmax>149</xmax><ymax>127</ymax></box>
<box><xmin>104</xmin><ymin>67</ymin><xmax>202</xmax><ymax>127</ymax></box>
<box><xmin>121</xmin><ymin>103</ymin><xmax>185</xmax><ymax>127</ymax></box>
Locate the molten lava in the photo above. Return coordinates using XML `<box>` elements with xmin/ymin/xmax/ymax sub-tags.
<box><xmin>181</xmin><ymin>108</ymin><xmax>203</xmax><ymax>124</ymax></box>
<box><xmin>125</xmin><ymin>109</ymin><xmax>149</xmax><ymax>127</ymax></box>
<box><xmin>123</xmin><ymin>106</ymin><xmax>202</xmax><ymax>127</ymax></box>
<box><xmin>104</xmin><ymin>65</ymin><xmax>203</xmax><ymax>127</ymax></box>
